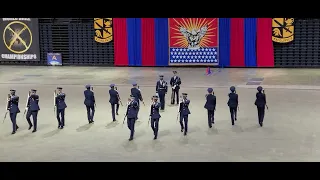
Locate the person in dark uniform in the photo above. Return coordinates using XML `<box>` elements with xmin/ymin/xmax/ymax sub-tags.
<box><xmin>26</xmin><ymin>89</ymin><xmax>40</xmax><ymax>132</ymax></box>
<box><xmin>130</xmin><ymin>83</ymin><xmax>143</xmax><ymax>120</ymax></box>
<box><xmin>125</xmin><ymin>95</ymin><xmax>139</xmax><ymax>141</ymax></box>
<box><xmin>7</xmin><ymin>89</ymin><xmax>20</xmax><ymax>134</ymax></box>
<box><xmin>204</xmin><ymin>88</ymin><xmax>216</xmax><ymax>128</ymax></box>
<box><xmin>149</xmin><ymin>95</ymin><xmax>161</xmax><ymax>140</ymax></box>
<box><xmin>170</xmin><ymin>71</ymin><xmax>182</xmax><ymax>105</ymax></box>
<box><xmin>109</xmin><ymin>84</ymin><xmax>119</xmax><ymax>122</ymax></box>
<box><xmin>156</xmin><ymin>75</ymin><xmax>168</xmax><ymax>110</ymax></box>
<box><xmin>178</xmin><ymin>93</ymin><xmax>190</xmax><ymax>136</ymax></box>
<box><xmin>228</xmin><ymin>86</ymin><xmax>238</xmax><ymax>126</ymax></box>
<box><xmin>55</xmin><ymin>87</ymin><xmax>67</xmax><ymax>129</ymax></box>
<box><xmin>255</xmin><ymin>86</ymin><xmax>267</xmax><ymax>127</ymax></box>
<box><xmin>84</xmin><ymin>84</ymin><xmax>95</xmax><ymax>124</ymax></box>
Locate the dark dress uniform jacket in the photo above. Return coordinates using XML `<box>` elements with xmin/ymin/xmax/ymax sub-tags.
<box><xmin>84</xmin><ymin>90</ymin><xmax>95</xmax><ymax>106</ymax></box>
<box><xmin>170</xmin><ymin>76</ymin><xmax>181</xmax><ymax>90</ymax></box>
<box><xmin>126</xmin><ymin>101</ymin><xmax>139</xmax><ymax>119</ymax></box>
<box><xmin>227</xmin><ymin>93</ymin><xmax>238</xmax><ymax>108</ymax></box>
<box><xmin>130</xmin><ymin>88</ymin><xmax>143</xmax><ymax>102</ymax></box>
<box><xmin>156</xmin><ymin>81</ymin><xmax>168</xmax><ymax>93</ymax></box>
<box><xmin>8</xmin><ymin>96</ymin><xmax>20</xmax><ymax>113</ymax></box>
<box><xmin>255</xmin><ymin>93</ymin><xmax>266</xmax><ymax>107</ymax></box>
<box><xmin>109</xmin><ymin>89</ymin><xmax>119</xmax><ymax>104</ymax></box>
<box><xmin>179</xmin><ymin>99</ymin><xmax>191</xmax><ymax>115</ymax></box>
<box><xmin>150</xmin><ymin>102</ymin><xmax>161</xmax><ymax>119</ymax></box>
<box><xmin>56</xmin><ymin>93</ymin><xmax>67</xmax><ymax>110</ymax></box>
<box><xmin>204</xmin><ymin>94</ymin><xmax>216</xmax><ymax>111</ymax></box>
<box><xmin>28</xmin><ymin>95</ymin><xmax>40</xmax><ymax>111</ymax></box>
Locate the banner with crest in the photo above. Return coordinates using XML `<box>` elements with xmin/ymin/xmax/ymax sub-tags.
<box><xmin>94</xmin><ymin>18</ymin><xmax>113</xmax><ymax>43</ymax></box>
<box><xmin>168</xmin><ymin>18</ymin><xmax>219</xmax><ymax>66</ymax></box>
<box><xmin>272</xmin><ymin>18</ymin><xmax>294</xmax><ymax>43</ymax></box>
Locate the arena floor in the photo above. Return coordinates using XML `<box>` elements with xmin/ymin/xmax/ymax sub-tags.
<box><xmin>0</xmin><ymin>66</ymin><xmax>320</xmax><ymax>162</ymax></box>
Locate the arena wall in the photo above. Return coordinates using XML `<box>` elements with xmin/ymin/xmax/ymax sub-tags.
<box><xmin>0</xmin><ymin>18</ymin><xmax>317</xmax><ymax>68</ymax></box>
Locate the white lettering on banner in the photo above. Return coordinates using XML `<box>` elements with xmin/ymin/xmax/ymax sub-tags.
<box><xmin>18</xmin><ymin>18</ymin><xmax>31</xmax><ymax>21</ymax></box>
<box><xmin>1</xmin><ymin>54</ymin><xmax>37</xmax><ymax>60</ymax></box>
<box><xmin>2</xmin><ymin>18</ymin><xmax>30</xmax><ymax>21</ymax></box>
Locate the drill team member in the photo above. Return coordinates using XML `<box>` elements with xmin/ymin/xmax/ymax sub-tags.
<box><xmin>109</xmin><ymin>84</ymin><xmax>119</xmax><ymax>122</ymax></box>
<box><xmin>55</xmin><ymin>87</ymin><xmax>67</xmax><ymax>129</ymax></box>
<box><xmin>7</xmin><ymin>89</ymin><xmax>20</xmax><ymax>134</ymax></box>
<box><xmin>228</xmin><ymin>86</ymin><xmax>238</xmax><ymax>126</ymax></box>
<box><xmin>178</xmin><ymin>93</ymin><xmax>190</xmax><ymax>136</ymax></box>
<box><xmin>170</xmin><ymin>71</ymin><xmax>182</xmax><ymax>105</ymax></box>
<box><xmin>84</xmin><ymin>84</ymin><xmax>95</xmax><ymax>124</ymax></box>
<box><xmin>26</xmin><ymin>89</ymin><xmax>40</xmax><ymax>133</ymax></box>
<box><xmin>130</xmin><ymin>83</ymin><xmax>143</xmax><ymax>120</ymax></box>
<box><xmin>255</xmin><ymin>86</ymin><xmax>267</xmax><ymax>127</ymax></box>
<box><xmin>204</xmin><ymin>88</ymin><xmax>216</xmax><ymax>128</ymax></box>
<box><xmin>125</xmin><ymin>95</ymin><xmax>139</xmax><ymax>141</ymax></box>
<box><xmin>156</xmin><ymin>75</ymin><xmax>168</xmax><ymax>110</ymax></box>
<box><xmin>149</xmin><ymin>95</ymin><xmax>161</xmax><ymax>140</ymax></box>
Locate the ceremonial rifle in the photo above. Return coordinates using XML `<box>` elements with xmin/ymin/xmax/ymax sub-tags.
<box><xmin>3</xmin><ymin>94</ymin><xmax>10</xmax><ymax>123</ymax></box>
<box><xmin>137</xmin><ymin>86</ymin><xmax>145</xmax><ymax>106</ymax></box>
<box><xmin>91</xmin><ymin>86</ymin><xmax>97</xmax><ymax>108</ymax></box>
<box><xmin>53</xmin><ymin>90</ymin><xmax>57</xmax><ymax>114</ymax></box>
<box><xmin>262</xmin><ymin>89</ymin><xmax>269</xmax><ymax>110</ymax></box>
<box><xmin>24</xmin><ymin>91</ymin><xmax>31</xmax><ymax>115</ymax></box>
<box><xmin>115</xmin><ymin>87</ymin><xmax>123</xmax><ymax>106</ymax></box>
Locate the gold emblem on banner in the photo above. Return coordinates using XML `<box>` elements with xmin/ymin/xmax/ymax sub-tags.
<box><xmin>272</xmin><ymin>18</ymin><xmax>294</xmax><ymax>43</ymax></box>
<box><xmin>3</xmin><ymin>21</ymin><xmax>32</xmax><ymax>53</ymax></box>
<box><xmin>94</xmin><ymin>18</ymin><xmax>113</xmax><ymax>43</ymax></box>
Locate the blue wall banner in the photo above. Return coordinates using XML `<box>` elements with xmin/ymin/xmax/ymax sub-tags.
<box><xmin>47</xmin><ymin>53</ymin><xmax>62</xmax><ymax>65</ymax></box>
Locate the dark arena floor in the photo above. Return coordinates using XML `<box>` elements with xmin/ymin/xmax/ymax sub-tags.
<box><xmin>1</xmin><ymin>66</ymin><xmax>320</xmax><ymax>162</ymax></box>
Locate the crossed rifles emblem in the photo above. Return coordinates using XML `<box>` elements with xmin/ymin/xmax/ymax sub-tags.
<box><xmin>3</xmin><ymin>21</ymin><xmax>32</xmax><ymax>54</ymax></box>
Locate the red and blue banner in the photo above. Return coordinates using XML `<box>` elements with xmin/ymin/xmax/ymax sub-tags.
<box><xmin>218</xmin><ymin>18</ymin><xmax>274</xmax><ymax>67</ymax></box>
<box><xmin>113</xmin><ymin>18</ymin><xmax>168</xmax><ymax>66</ymax></box>
<box><xmin>169</xmin><ymin>18</ymin><xmax>218</xmax><ymax>66</ymax></box>
<box><xmin>113</xmin><ymin>18</ymin><xmax>274</xmax><ymax>67</ymax></box>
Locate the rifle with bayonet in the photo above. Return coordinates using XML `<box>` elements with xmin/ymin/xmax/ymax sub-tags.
<box><xmin>24</xmin><ymin>91</ymin><xmax>31</xmax><ymax>116</ymax></box>
<box><xmin>3</xmin><ymin>94</ymin><xmax>10</xmax><ymax>123</ymax></box>
<box><xmin>91</xmin><ymin>86</ymin><xmax>97</xmax><ymax>108</ymax></box>
<box><xmin>115</xmin><ymin>87</ymin><xmax>123</xmax><ymax>106</ymax></box>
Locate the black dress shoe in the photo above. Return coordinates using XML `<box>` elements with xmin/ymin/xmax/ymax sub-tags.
<box><xmin>184</xmin><ymin>132</ymin><xmax>187</xmax><ymax>136</ymax></box>
<box><xmin>153</xmin><ymin>136</ymin><xmax>157</xmax><ymax>140</ymax></box>
<box><xmin>60</xmin><ymin>126</ymin><xmax>64</xmax><ymax>129</ymax></box>
<box><xmin>232</xmin><ymin>123</ymin><xmax>235</xmax><ymax>126</ymax></box>
<box><xmin>212</xmin><ymin>121</ymin><xmax>215</xmax><ymax>124</ymax></box>
<box><xmin>11</xmin><ymin>131</ymin><xmax>16</xmax><ymax>134</ymax></box>
<box><xmin>181</xmin><ymin>128</ymin><xmax>184</xmax><ymax>132</ymax></box>
<box><xmin>128</xmin><ymin>138</ymin><xmax>133</xmax><ymax>141</ymax></box>
<box><xmin>32</xmin><ymin>130</ymin><xmax>37</xmax><ymax>133</ymax></box>
<box><xmin>116</xmin><ymin>112</ymin><xmax>119</xmax><ymax>115</ymax></box>
<box><xmin>16</xmin><ymin>126</ymin><xmax>19</xmax><ymax>130</ymax></box>
<box><xmin>260</xmin><ymin>122</ymin><xmax>263</xmax><ymax>127</ymax></box>
<box><xmin>235</xmin><ymin>118</ymin><xmax>237</xmax><ymax>121</ymax></box>
<box><xmin>209</xmin><ymin>126</ymin><xmax>212</xmax><ymax>128</ymax></box>
<box><xmin>91</xmin><ymin>121</ymin><xmax>94</xmax><ymax>123</ymax></box>
<box><xmin>28</xmin><ymin>125</ymin><xmax>33</xmax><ymax>130</ymax></box>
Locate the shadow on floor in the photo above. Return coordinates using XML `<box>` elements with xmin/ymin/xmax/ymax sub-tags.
<box><xmin>76</xmin><ymin>123</ymin><xmax>94</xmax><ymax>132</ymax></box>
<box><xmin>105</xmin><ymin>121</ymin><xmax>119</xmax><ymax>129</ymax></box>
